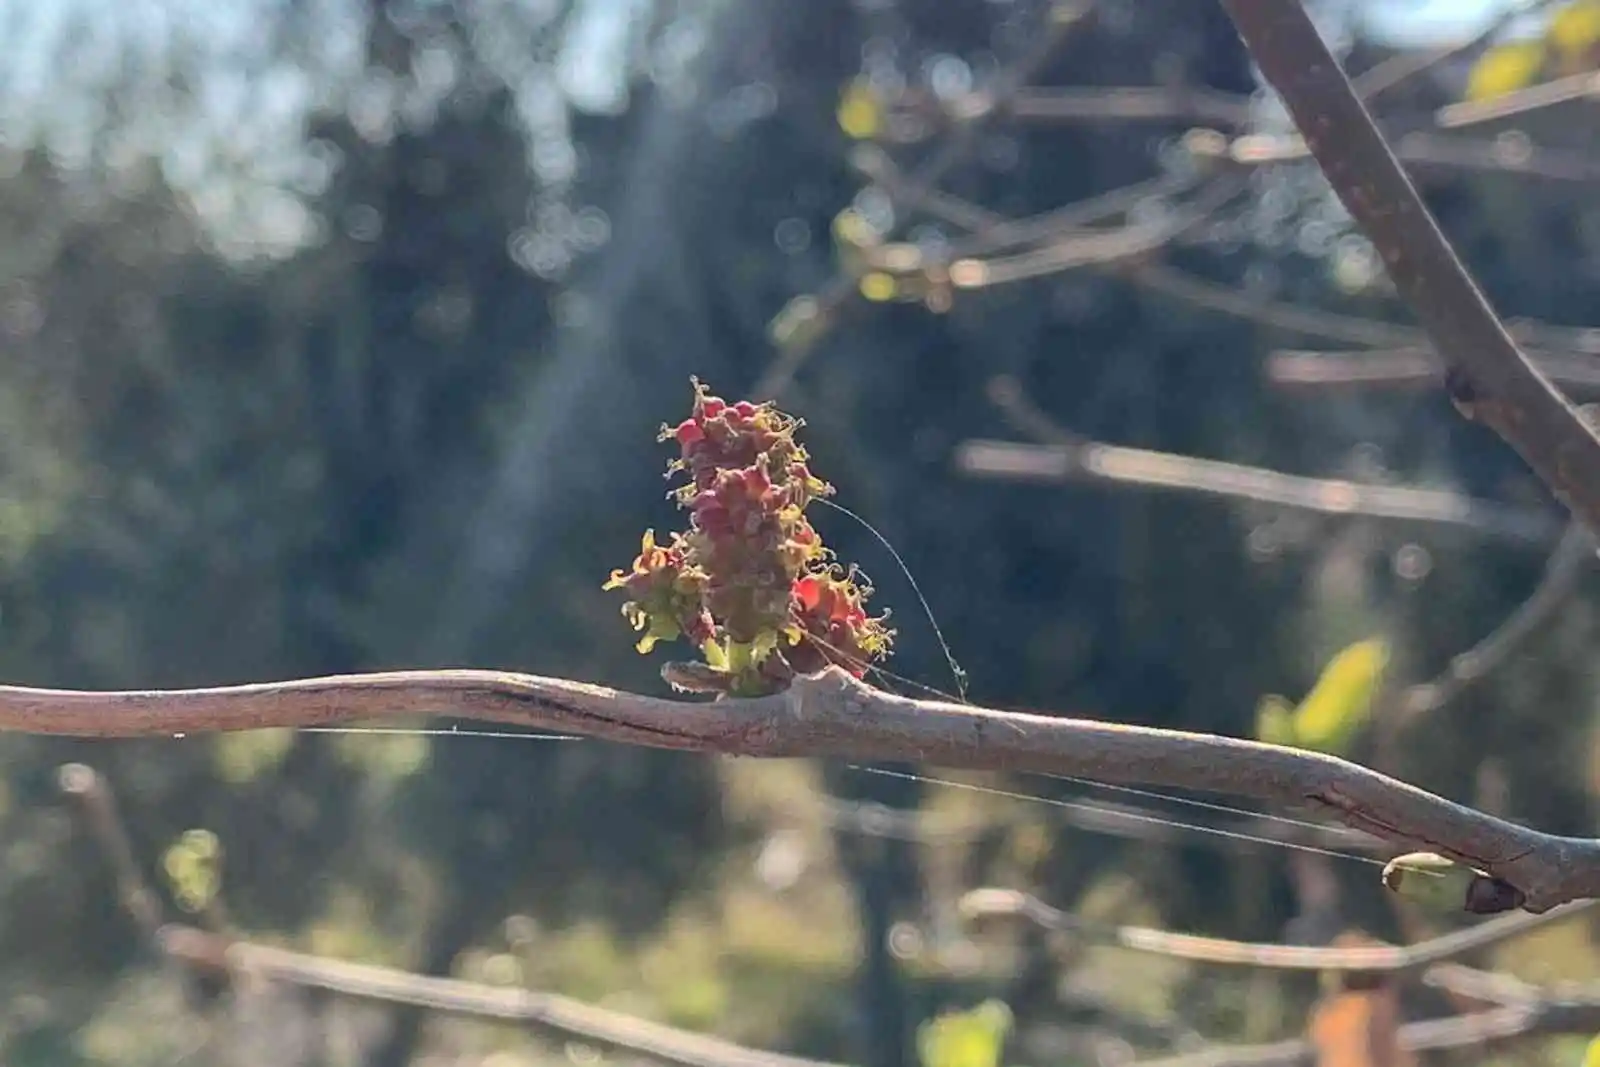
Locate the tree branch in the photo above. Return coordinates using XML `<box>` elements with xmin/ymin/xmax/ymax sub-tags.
<box><xmin>1267</xmin><ymin>348</ymin><xmax>1600</xmax><ymax>395</ymax></box>
<box><xmin>1435</xmin><ymin>68</ymin><xmax>1600</xmax><ymax>129</ymax></box>
<box><xmin>157</xmin><ymin>919</ymin><xmax>1600</xmax><ymax>1067</ymax></box>
<box><xmin>1134</xmin><ymin>1001</ymin><xmax>1583</xmax><ymax>1067</ymax></box>
<box><xmin>158</xmin><ymin>924</ymin><xmax>841</xmax><ymax>1067</ymax></box>
<box><xmin>1219</xmin><ymin>0</ymin><xmax>1600</xmax><ymax>537</ymax></box>
<box><xmin>5</xmin><ymin>665</ymin><xmax>1600</xmax><ymax>912</ymax></box>
<box><xmin>953</xmin><ymin>436</ymin><xmax>1560</xmax><ymax>545</ymax></box>
<box><xmin>753</xmin><ymin>0</ymin><xmax>1090</xmax><ymax>398</ymax></box>
<box><xmin>957</xmin><ymin>887</ymin><xmax>1596</xmax><ymax>973</ymax></box>
<box><xmin>1400</xmin><ymin>522</ymin><xmax>1596</xmax><ymax>721</ymax></box>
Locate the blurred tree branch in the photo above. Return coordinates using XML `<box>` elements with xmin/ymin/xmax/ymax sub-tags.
<box><xmin>957</xmin><ymin>390</ymin><xmax>1561</xmax><ymax>547</ymax></box>
<box><xmin>957</xmin><ymin>887</ymin><xmax>1595</xmax><ymax>973</ymax></box>
<box><xmin>159</xmin><ymin>924</ymin><xmax>841</xmax><ymax>1067</ymax></box>
<box><xmin>1267</xmin><ymin>348</ymin><xmax>1600</xmax><ymax>395</ymax></box>
<box><xmin>753</xmin><ymin>0</ymin><xmax>1093</xmax><ymax>398</ymax></box>
<box><xmin>1397</xmin><ymin>522</ymin><xmax>1595</xmax><ymax>722</ymax></box>
<box><xmin>1436</xmin><ymin>68</ymin><xmax>1600</xmax><ymax>129</ymax></box>
<box><xmin>1219</xmin><ymin>0</ymin><xmax>1600</xmax><ymax>536</ymax></box>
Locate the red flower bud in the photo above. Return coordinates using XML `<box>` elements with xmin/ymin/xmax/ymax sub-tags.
<box><xmin>675</xmin><ymin>418</ymin><xmax>705</xmax><ymax>447</ymax></box>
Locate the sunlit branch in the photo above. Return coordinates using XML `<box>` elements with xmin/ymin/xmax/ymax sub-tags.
<box><xmin>5</xmin><ymin>665</ymin><xmax>1600</xmax><ymax>912</ymax></box>
<box><xmin>159</xmin><ymin>925</ymin><xmax>841</xmax><ymax>1067</ymax></box>
<box><xmin>959</xmin><ymin>887</ymin><xmax>1595</xmax><ymax>972</ymax></box>
<box><xmin>977</xmin><ymin>370</ymin><xmax>1562</xmax><ymax>544</ymax></box>
<box><xmin>1181</xmin><ymin>125</ymin><xmax>1600</xmax><ymax>182</ymax></box>
<box><xmin>1392</xmin><ymin>130</ymin><xmax>1600</xmax><ymax>182</ymax></box>
<box><xmin>1399</xmin><ymin>523</ymin><xmax>1596</xmax><ymax>721</ymax></box>
<box><xmin>59</xmin><ymin>762</ymin><xmax>168</xmax><ymax>943</ymax></box>
<box><xmin>851</xmin><ymin>143</ymin><xmax>1205</xmax><ymax>262</ymax></box>
<box><xmin>1134</xmin><ymin>1003</ymin><xmax>1579</xmax><ymax>1067</ymax></box>
<box><xmin>852</xmin><ymin>153</ymin><xmax>1600</xmax><ymax>378</ymax></box>
<box><xmin>1268</xmin><ymin>348</ymin><xmax>1600</xmax><ymax>394</ymax></box>
<box><xmin>1350</xmin><ymin>0</ymin><xmax>1567</xmax><ymax>104</ymax></box>
<box><xmin>1436</xmin><ymin>68</ymin><xmax>1600</xmax><ymax>129</ymax></box>
<box><xmin>1221</xmin><ymin>0</ymin><xmax>1600</xmax><ymax>537</ymax></box>
<box><xmin>955</xmin><ymin>431</ymin><xmax>1561</xmax><ymax>549</ymax></box>
<box><xmin>1005</xmin><ymin>86</ymin><xmax>1252</xmax><ymax>127</ymax></box>
<box><xmin>753</xmin><ymin>1</ymin><xmax>1092</xmax><ymax>399</ymax></box>
<box><xmin>965</xmin><ymin>888</ymin><xmax>1591</xmax><ymax>981</ymax></box>
<box><xmin>943</xmin><ymin>177</ymin><xmax>1248</xmax><ymax>288</ymax></box>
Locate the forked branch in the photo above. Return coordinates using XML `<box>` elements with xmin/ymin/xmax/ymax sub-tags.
<box><xmin>1220</xmin><ymin>0</ymin><xmax>1600</xmax><ymax>535</ymax></box>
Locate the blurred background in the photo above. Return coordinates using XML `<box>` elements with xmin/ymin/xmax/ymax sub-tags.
<box><xmin>2</xmin><ymin>0</ymin><xmax>1600</xmax><ymax>1064</ymax></box>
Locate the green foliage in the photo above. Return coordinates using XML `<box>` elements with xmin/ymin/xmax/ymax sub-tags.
<box><xmin>212</xmin><ymin>729</ymin><xmax>296</xmax><ymax>785</ymax></box>
<box><xmin>1254</xmin><ymin>637</ymin><xmax>1389</xmax><ymax>757</ymax></box>
<box><xmin>161</xmin><ymin>829</ymin><xmax>222</xmax><ymax>914</ymax></box>
<box><xmin>917</xmin><ymin>1001</ymin><xmax>1014</xmax><ymax>1067</ymax></box>
<box><xmin>1463</xmin><ymin>0</ymin><xmax>1600</xmax><ymax>100</ymax></box>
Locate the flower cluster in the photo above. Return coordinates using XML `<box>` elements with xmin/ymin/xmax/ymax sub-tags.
<box><xmin>605</xmin><ymin>379</ymin><xmax>893</xmax><ymax>696</ymax></box>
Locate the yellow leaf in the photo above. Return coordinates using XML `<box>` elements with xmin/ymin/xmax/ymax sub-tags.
<box><xmin>1284</xmin><ymin>637</ymin><xmax>1389</xmax><ymax>757</ymax></box>
<box><xmin>1547</xmin><ymin>1</ymin><xmax>1600</xmax><ymax>66</ymax></box>
<box><xmin>1255</xmin><ymin>695</ymin><xmax>1297</xmax><ymax>747</ymax></box>
<box><xmin>1464</xmin><ymin>40</ymin><xmax>1547</xmax><ymax>101</ymax></box>
<box><xmin>837</xmin><ymin>78</ymin><xmax>883</xmax><ymax>140</ymax></box>
<box><xmin>859</xmin><ymin>272</ymin><xmax>898</xmax><ymax>302</ymax></box>
<box><xmin>917</xmin><ymin>1001</ymin><xmax>1012</xmax><ymax>1067</ymax></box>
<box><xmin>162</xmin><ymin>829</ymin><xmax>223</xmax><ymax>913</ymax></box>
<box><xmin>1582</xmin><ymin>1032</ymin><xmax>1600</xmax><ymax>1067</ymax></box>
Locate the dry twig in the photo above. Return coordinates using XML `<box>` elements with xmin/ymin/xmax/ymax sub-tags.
<box><xmin>1399</xmin><ymin>523</ymin><xmax>1596</xmax><ymax>721</ymax></box>
<box><xmin>1220</xmin><ymin>0</ymin><xmax>1600</xmax><ymax>536</ymax></box>
<box><xmin>159</xmin><ymin>925</ymin><xmax>840</xmax><ymax>1067</ymax></box>
<box><xmin>958</xmin><ymin>887</ymin><xmax>1596</xmax><ymax>973</ymax></box>
<box><xmin>953</xmin><ymin>435</ymin><xmax>1560</xmax><ymax>545</ymax></box>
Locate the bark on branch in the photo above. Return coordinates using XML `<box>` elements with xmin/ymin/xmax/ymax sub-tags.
<box><xmin>1219</xmin><ymin>0</ymin><xmax>1600</xmax><ymax>535</ymax></box>
<box><xmin>5</xmin><ymin>665</ymin><xmax>1600</xmax><ymax>912</ymax></box>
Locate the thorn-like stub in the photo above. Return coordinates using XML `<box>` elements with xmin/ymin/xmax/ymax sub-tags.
<box><xmin>1443</xmin><ymin>366</ymin><xmax>1479</xmax><ymax>421</ymax></box>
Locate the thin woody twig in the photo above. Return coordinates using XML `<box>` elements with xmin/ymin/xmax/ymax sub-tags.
<box><xmin>158</xmin><ymin>925</ymin><xmax>841</xmax><ymax>1067</ymax></box>
<box><xmin>851</xmin><ymin>144</ymin><xmax>1205</xmax><ymax>264</ymax></box>
<box><xmin>1220</xmin><ymin>0</ymin><xmax>1600</xmax><ymax>537</ymax></box>
<box><xmin>1268</xmin><ymin>348</ymin><xmax>1600</xmax><ymax>394</ymax></box>
<box><xmin>1436</xmin><ymin>68</ymin><xmax>1600</xmax><ymax>129</ymax></box>
<box><xmin>1133</xmin><ymin>1002</ymin><xmax>1575</xmax><ymax>1067</ymax></box>
<box><xmin>58</xmin><ymin>762</ymin><xmax>167</xmax><ymax>941</ymax></box>
<box><xmin>1350</xmin><ymin>0</ymin><xmax>1565</xmax><ymax>104</ymax></box>
<box><xmin>753</xmin><ymin>0</ymin><xmax>1091</xmax><ymax>399</ymax></box>
<box><xmin>1400</xmin><ymin>522</ymin><xmax>1596</xmax><ymax>721</ymax></box>
<box><xmin>1005</xmin><ymin>86</ymin><xmax>1253</xmax><ymax>127</ymax></box>
<box><xmin>159</xmin><ymin>918</ymin><xmax>1600</xmax><ymax>1067</ymax></box>
<box><xmin>977</xmin><ymin>372</ymin><xmax>1561</xmax><ymax>548</ymax></box>
<box><xmin>59</xmin><ymin>762</ymin><xmax>223</xmax><ymax>1014</ymax></box>
<box><xmin>4</xmin><ymin>665</ymin><xmax>1600</xmax><ymax>912</ymax></box>
<box><xmin>945</xmin><ymin>177</ymin><xmax>1248</xmax><ymax>288</ymax></box>
<box><xmin>864</xmin><ymin>167</ymin><xmax>1600</xmax><ymax>379</ymax></box>
<box><xmin>957</xmin><ymin>887</ymin><xmax>1597</xmax><ymax>973</ymax></box>
<box><xmin>1184</xmin><ymin>125</ymin><xmax>1600</xmax><ymax>182</ymax></box>
<box><xmin>953</xmin><ymin>434</ymin><xmax>1561</xmax><ymax>546</ymax></box>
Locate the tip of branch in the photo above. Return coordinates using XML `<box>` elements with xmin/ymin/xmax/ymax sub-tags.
<box><xmin>56</xmin><ymin>762</ymin><xmax>99</xmax><ymax>796</ymax></box>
